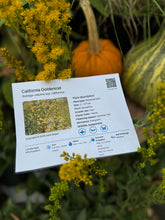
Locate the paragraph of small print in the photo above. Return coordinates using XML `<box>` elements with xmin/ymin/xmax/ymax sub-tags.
<box><xmin>105</xmin><ymin>78</ymin><xmax>117</xmax><ymax>89</ymax></box>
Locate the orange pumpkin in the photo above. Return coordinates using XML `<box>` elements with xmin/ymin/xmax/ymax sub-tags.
<box><xmin>72</xmin><ymin>0</ymin><xmax>123</xmax><ymax>77</ymax></box>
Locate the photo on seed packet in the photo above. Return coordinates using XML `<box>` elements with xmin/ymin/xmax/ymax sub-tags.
<box><xmin>23</xmin><ymin>97</ymin><xmax>72</xmax><ymax>135</ymax></box>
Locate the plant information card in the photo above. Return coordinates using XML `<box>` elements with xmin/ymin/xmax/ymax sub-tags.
<box><xmin>12</xmin><ymin>73</ymin><xmax>140</xmax><ymax>173</ymax></box>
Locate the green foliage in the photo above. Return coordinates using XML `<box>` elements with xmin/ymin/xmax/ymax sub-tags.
<box><xmin>0</xmin><ymin>199</ymin><xmax>49</xmax><ymax>220</ymax></box>
<box><xmin>70</xmin><ymin>0</ymin><xmax>165</xmax><ymax>47</ymax></box>
<box><xmin>2</xmin><ymin>80</ymin><xmax>13</xmax><ymax>107</ymax></box>
<box><xmin>45</xmin><ymin>152</ymin><xmax>165</xmax><ymax>220</ymax></box>
<box><xmin>0</xmin><ymin>131</ymin><xmax>15</xmax><ymax>175</ymax></box>
<box><xmin>0</xmin><ymin>61</ymin><xmax>3</xmax><ymax>67</ymax></box>
<box><xmin>0</xmin><ymin>19</ymin><xmax>5</xmax><ymax>29</ymax></box>
<box><xmin>0</xmin><ymin>96</ymin><xmax>15</xmax><ymax>175</ymax></box>
<box><xmin>152</xmin><ymin>168</ymin><xmax>165</xmax><ymax>205</ymax></box>
<box><xmin>90</xmin><ymin>0</ymin><xmax>108</xmax><ymax>17</ymax></box>
<box><xmin>21</xmin><ymin>0</ymin><xmax>27</xmax><ymax>4</ymax></box>
<box><xmin>133</xmin><ymin>105</ymin><xmax>153</xmax><ymax>128</ymax></box>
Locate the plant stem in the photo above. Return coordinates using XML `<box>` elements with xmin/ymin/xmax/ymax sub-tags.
<box><xmin>80</xmin><ymin>0</ymin><xmax>101</xmax><ymax>55</ymax></box>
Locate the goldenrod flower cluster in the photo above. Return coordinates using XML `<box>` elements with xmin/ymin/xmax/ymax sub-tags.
<box><xmin>0</xmin><ymin>0</ymin><xmax>23</xmax><ymax>27</ymax></box>
<box><xmin>0</xmin><ymin>48</ymin><xmax>35</xmax><ymax>81</ymax></box>
<box><xmin>46</xmin><ymin>153</ymin><xmax>107</xmax><ymax>219</ymax></box>
<box><xmin>0</xmin><ymin>0</ymin><xmax>72</xmax><ymax>81</ymax></box>
<box><xmin>57</xmin><ymin>68</ymin><xmax>72</xmax><ymax>79</ymax></box>
<box><xmin>138</xmin><ymin>83</ymin><xmax>165</xmax><ymax>167</ymax></box>
<box><xmin>45</xmin><ymin>180</ymin><xmax>69</xmax><ymax>220</ymax></box>
<box><xmin>59</xmin><ymin>152</ymin><xmax>107</xmax><ymax>186</ymax></box>
<box><xmin>147</xmin><ymin>83</ymin><xmax>165</xmax><ymax>146</ymax></box>
<box><xmin>152</xmin><ymin>168</ymin><xmax>165</xmax><ymax>204</ymax></box>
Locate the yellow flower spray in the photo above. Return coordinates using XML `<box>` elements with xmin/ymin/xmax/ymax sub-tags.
<box><xmin>46</xmin><ymin>152</ymin><xmax>107</xmax><ymax>219</ymax></box>
<box><xmin>0</xmin><ymin>0</ymin><xmax>72</xmax><ymax>81</ymax></box>
<box><xmin>152</xmin><ymin>168</ymin><xmax>165</xmax><ymax>204</ymax></box>
<box><xmin>59</xmin><ymin>152</ymin><xmax>107</xmax><ymax>187</ymax></box>
<box><xmin>0</xmin><ymin>48</ymin><xmax>35</xmax><ymax>81</ymax></box>
<box><xmin>138</xmin><ymin>82</ymin><xmax>165</xmax><ymax>167</ymax></box>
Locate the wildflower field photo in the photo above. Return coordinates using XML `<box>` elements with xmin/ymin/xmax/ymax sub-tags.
<box><xmin>23</xmin><ymin>98</ymin><xmax>71</xmax><ymax>135</ymax></box>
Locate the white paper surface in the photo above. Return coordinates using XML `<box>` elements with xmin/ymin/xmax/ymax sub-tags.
<box><xmin>12</xmin><ymin>73</ymin><xmax>140</xmax><ymax>173</ymax></box>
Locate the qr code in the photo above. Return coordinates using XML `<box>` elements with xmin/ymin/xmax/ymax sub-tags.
<box><xmin>105</xmin><ymin>78</ymin><xmax>117</xmax><ymax>88</ymax></box>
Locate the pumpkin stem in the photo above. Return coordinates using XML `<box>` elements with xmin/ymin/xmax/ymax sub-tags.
<box><xmin>80</xmin><ymin>0</ymin><xmax>101</xmax><ymax>55</ymax></box>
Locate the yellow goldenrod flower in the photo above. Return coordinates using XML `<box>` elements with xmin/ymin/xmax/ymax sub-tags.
<box><xmin>0</xmin><ymin>0</ymin><xmax>72</xmax><ymax>81</ymax></box>
<box><xmin>140</xmin><ymin>82</ymin><xmax>165</xmax><ymax>165</ymax></box>
<box><xmin>59</xmin><ymin>152</ymin><xmax>107</xmax><ymax>187</ymax></box>
<box><xmin>0</xmin><ymin>48</ymin><xmax>35</xmax><ymax>81</ymax></box>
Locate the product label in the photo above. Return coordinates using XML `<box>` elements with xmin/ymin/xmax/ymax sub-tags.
<box><xmin>12</xmin><ymin>73</ymin><xmax>140</xmax><ymax>172</ymax></box>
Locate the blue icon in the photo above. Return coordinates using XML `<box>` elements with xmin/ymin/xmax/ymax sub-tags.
<box><xmin>100</xmin><ymin>124</ymin><xmax>108</xmax><ymax>132</ymax></box>
<box><xmin>46</xmin><ymin>145</ymin><xmax>51</xmax><ymax>149</ymax></box>
<box><xmin>91</xmin><ymin>138</ymin><xmax>95</xmax><ymax>142</ymax></box>
<box><xmin>89</xmin><ymin>126</ymin><xmax>97</xmax><ymax>134</ymax></box>
<box><xmin>69</xmin><ymin>142</ymin><xmax>72</xmax><ymax>146</ymax></box>
<box><xmin>78</xmin><ymin>128</ymin><xmax>86</xmax><ymax>136</ymax></box>
<box><xmin>111</xmin><ymin>136</ymin><xmax>116</xmax><ymax>139</ymax></box>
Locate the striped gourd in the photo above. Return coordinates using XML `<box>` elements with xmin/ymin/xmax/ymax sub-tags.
<box><xmin>122</xmin><ymin>20</ymin><xmax>165</xmax><ymax>107</ymax></box>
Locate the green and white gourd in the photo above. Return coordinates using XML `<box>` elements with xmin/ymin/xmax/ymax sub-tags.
<box><xmin>122</xmin><ymin>20</ymin><xmax>165</xmax><ymax>107</ymax></box>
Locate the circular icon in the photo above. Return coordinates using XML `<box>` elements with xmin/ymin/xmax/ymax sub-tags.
<box><xmin>46</xmin><ymin>145</ymin><xmax>51</xmax><ymax>149</ymax></box>
<box><xmin>69</xmin><ymin>142</ymin><xmax>72</xmax><ymax>146</ymax></box>
<box><xmin>100</xmin><ymin>124</ymin><xmax>108</xmax><ymax>132</ymax></box>
<box><xmin>78</xmin><ymin>128</ymin><xmax>86</xmax><ymax>136</ymax></box>
<box><xmin>89</xmin><ymin>126</ymin><xmax>97</xmax><ymax>134</ymax></box>
<box><xmin>91</xmin><ymin>138</ymin><xmax>95</xmax><ymax>142</ymax></box>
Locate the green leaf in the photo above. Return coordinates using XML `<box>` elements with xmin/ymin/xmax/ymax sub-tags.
<box><xmin>0</xmin><ymin>61</ymin><xmax>4</xmax><ymax>68</ymax></box>
<box><xmin>108</xmin><ymin>157</ymin><xmax>122</xmax><ymax>173</ymax></box>
<box><xmin>0</xmin><ymin>109</ymin><xmax>3</xmax><ymax>120</ymax></box>
<box><xmin>21</xmin><ymin>0</ymin><xmax>27</xmax><ymax>5</ymax></box>
<box><xmin>0</xmin><ymin>19</ymin><xmax>5</xmax><ymax>28</ymax></box>
<box><xmin>71</xmin><ymin>0</ymin><xmax>76</xmax><ymax>8</ymax></box>
<box><xmin>70</xmin><ymin>190</ymin><xmax>89</xmax><ymax>209</ymax></box>
<box><xmin>90</xmin><ymin>0</ymin><xmax>108</xmax><ymax>17</ymax></box>
<box><xmin>60</xmin><ymin>210</ymin><xmax>72</xmax><ymax>220</ymax></box>
<box><xmin>25</xmin><ymin>67</ymin><xmax>36</xmax><ymax>75</ymax></box>
<box><xmin>104</xmin><ymin>205</ymin><xmax>117</xmax><ymax>216</ymax></box>
<box><xmin>76</xmin><ymin>209</ymin><xmax>87</xmax><ymax>220</ymax></box>
<box><xmin>2</xmin><ymin>80</ymin><xmax>13</xmax><ymax>107</ymax></box>
<box><xmin>96</xmin><ymin>203</ymin><xmax>104</xmax><ymax>218</ymax></box>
